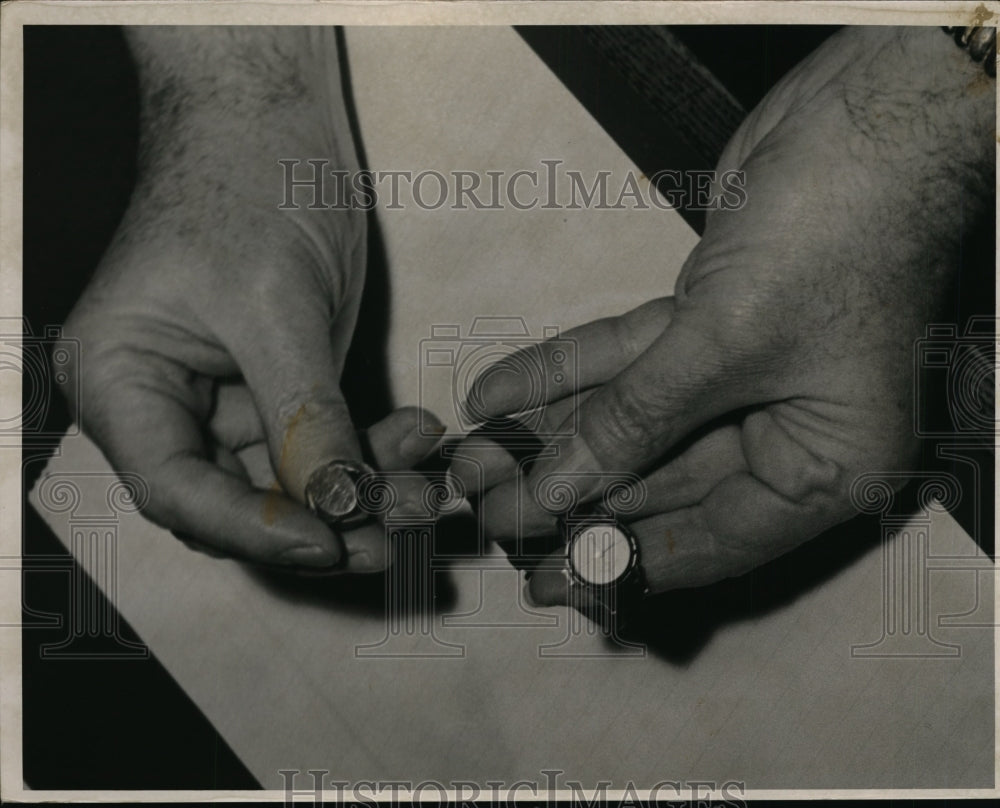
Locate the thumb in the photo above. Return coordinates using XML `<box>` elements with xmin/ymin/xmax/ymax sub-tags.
<box><xmin>231</xmin><ymin>305</ymin><xmax>364</xmax><ymax>507</ymax></box>
<box><xmin>524</xmin><ymin>295</ymin><xmax>777</xmax><ymax>507</ymax></box>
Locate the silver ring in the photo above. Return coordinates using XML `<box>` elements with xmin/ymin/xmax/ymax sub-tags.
<box><xmin>305</xmin><ymin>459</ymin><xmax>376</xmax><ymax>529</ymax></box>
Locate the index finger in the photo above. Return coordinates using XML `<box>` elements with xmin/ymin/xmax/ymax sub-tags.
<box><xmin>82</xmin><ymin>353</ymin><xmax>343</xmax><ymax>567</ymax></box>
<box><xmin>464</xmin><ymin>298</ymin><xmax>674</xmax><ymax>422</ymax></box>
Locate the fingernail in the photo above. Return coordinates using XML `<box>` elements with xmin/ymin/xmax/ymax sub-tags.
<box><xmin>458</xmin><ymin>387</ymin><xmax>480</xmax><ymax>424</ymax></box>
<box><xmin>522</xmin><ymin>580</ymin><xmax>540</xmax><ymax>608</ymax></box>
<box><xmin>349</xmin><ymin>551</ymin><xmax>373</xmax><ymax>570</ymax></box>
<box><xmin>448</xmin><ymin>457</ymin><xmax>479</xmax><ymax>497</ymax></box>
<box><xmin>393</xmin><ymin>472</ymin><xmax>468</xmax><ymax>519</ymax></box>
<box><xmin>395</xmin><ymin>502</ymin><xmax>427</xmax><ymax>520</ymax></box>
<box><xmin>526</xmin><ymin>567</ymin><xmax>569</xmax><ymax>608</ymax></box>
<box><xmin>548</xmin><ymin>434</ymin><xmax>601</xmax><ymax>474</ymax></box>
<box><xmin>527</xmin><ymin>436</ymin><xmax>604</xmax><ymax>509</ymax></box>
<box><xmin>394</xmin><ymin>487</ymin><xmax>429</xmax><ymax>518</ymax></box>
<box><xmin>440</xmin><ymin>469</ymin><xmax>469</xmax><ymax>511</ymax></box>
<box><xmin>400</xmin><ymin>421</ymin><xmax>446</xmax><ymax>459</ymax></box>
<box><xmin>277</xmin><ymin>544</ymin><xmax>339</xmax><ymax>567</ymax></box>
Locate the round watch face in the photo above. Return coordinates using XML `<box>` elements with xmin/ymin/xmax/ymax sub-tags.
<box><xmin>569</xmin><ymin>522</ymin><xmax>633</xmax><ymax>585</ymax></box>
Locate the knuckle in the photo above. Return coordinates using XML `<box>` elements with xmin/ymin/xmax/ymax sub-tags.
<box><xmin>670</xmin><ymin>450</ymin><xmax>697</xmax><ymax>493</ymax></box>
<box><xmin>677</xmin><ymin>283</ymin><xmax>793</xmax><ymax>372</ymax></box>
<box><xmin>742</xmin><ymin>410</ymin><xmax>848</xmax><ymax>511</ymax></box>
<box><xmin>55</xmin><ymin>312</ymin><xmax>92</xmax><ymax>395</ymax></box>
<box><xmin>137</xmin><ymin>466</ymin><xmax>189</xmax><ymax>531</ymax></box>
<box><xmin>593</xmin><ymin>382</ymin><xmax>664</xmax><ymax>453</ymax></box>
<box><xmin>51</xmin><ymin>348</ymin><xmax>81</xmax><ymax>404</ymax></box>
<box><xmin>355</xmin><ymin>541</ymin><xmax>391</xmax><ymax>573</ymax></box>
<box><xmin>270</xmin><ymin>387</ymin><xmax>347</xmax><ymax>433</ymax></box>
<box><xmin>271</xmin><ymin>390</ymin><xmax>310</xmax><ymax>431</ymax></box>
<box><xmin>609</xmin><ymin>314</ymin><xmax>643</xmax><ymax>364</ymax></box>
<box><xmin>393</xmin><ymin>405</ymin><xmax>425</xmax><ymax>425</ymax></box>
<box><xmin>702</xmin><ymin>307</ymin><xmax>776</xmax><ymax>363</ymax></box>
<box><xmin>785</xmin><ymin>456</ymin><xmax>846</xmax><ymax>509</ymax></box>
<box><xmin>76</xmin><ymin>349</ymin><xmax>138</xmax><ymax>418</ymax></box>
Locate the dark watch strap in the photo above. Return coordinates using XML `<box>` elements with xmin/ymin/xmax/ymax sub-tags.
<box><xmin>943</xmin><ymin>26</ymin><xmax>997</xmax><ymax>77</ymax></box>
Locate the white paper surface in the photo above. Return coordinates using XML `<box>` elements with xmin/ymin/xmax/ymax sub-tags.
<box><xmin>28</xmin><ymin>27</ymin><xmax>994</xmax><ymax>790</ymax></box>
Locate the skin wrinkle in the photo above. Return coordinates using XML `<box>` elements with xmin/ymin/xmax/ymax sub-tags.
<box><xmin>52</xmin><ymin>27</ymin><xmax>388</xmax><ymax>569</ymax></box>
<box><xmin>115</xmin><ymin>304</ymin><xmax>232</xmax><ymax>376</ymax></box>
<box><xmin>61</xmin><ymin>26</ymin><xmax>994</xmax><ymax>586</ymax></box>
<box><xmin>496</xmin><ymin>27</ymin><xmax>993</xmax><ymax>598</ymax></box>
<box><xmin>103</xmin><ymin>375</ymin><xmax>211</xmax><ymax>445</ymax></box>
<box><xmin>744</xmin><ymin>408</ymin><xmax>843</xmax><ymax>505</ymax></box>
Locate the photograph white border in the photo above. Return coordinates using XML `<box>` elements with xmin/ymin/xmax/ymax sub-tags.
<box><xmin>1</xmin><ymin>1</ymin><xmax>997</xmax><ymax>802</ymax></box>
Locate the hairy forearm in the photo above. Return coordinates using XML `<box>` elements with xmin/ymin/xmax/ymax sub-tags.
<box><xmin>124</xmin><ymin>27</ymin><xmax>356</xmax><ymax>177</ymax></box>
<box><xmin>118</xmin><ymin>24</ymin><xmax>361</xmax><ymax>255</ymax></box>
<box><xmin>841</xmin><ymin>27</ymin><xmax>994</xmax><ymax>201</ymax></box>
<box><xmin>126</xmin><ymin>28</ymin><xmax>321</xmax><ymax>104</ymax></box>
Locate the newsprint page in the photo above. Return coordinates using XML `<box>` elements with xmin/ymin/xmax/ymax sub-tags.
<box><xmin>0</xmin><ymin>0</ymin><xmax>998</xmax><ymax>804</ymax></box>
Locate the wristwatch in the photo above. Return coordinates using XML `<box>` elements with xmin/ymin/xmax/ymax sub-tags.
<box><xmin>554</xmin><ymin>506</ymin><xmax>649</xmax><ymax>630</ymax></box>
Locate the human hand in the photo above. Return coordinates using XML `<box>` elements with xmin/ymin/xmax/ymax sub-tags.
<box><xmin>457</xmin><ymin>27</ymin><xmax>995</xmax><ymax>604</ymax></box>
<box><xmin>58</xmin><ymin>28</ymin><xmax>442</xmax><ymax>572</ymax></box>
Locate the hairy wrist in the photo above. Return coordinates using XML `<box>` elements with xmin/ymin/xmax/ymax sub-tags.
<box><xmin>127</xmin><ymin>28</ymin><xmax>321</xmax><ymax>110</ymax></box>
<box><xmin>832</xmin><ymin>26</ymin><xmax>995</xmax><ymax>240</ymax></box>
<box><xmin>841</xmin><ymin>27</ymin><xmax>994</xmax><ymax>171</ymax></box>
<box><xmin>126</xmin><ymin>27</ymin><xmax>356</xmax><ymax>177</ymax></box>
